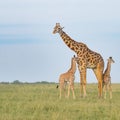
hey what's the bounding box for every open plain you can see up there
[0,83,120,120]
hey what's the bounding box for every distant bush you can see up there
[12,80,23,84]
[0,82,9,84]
[40,81,49,84]
[0,80,56,84]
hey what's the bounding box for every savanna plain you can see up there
[0,83,120,120]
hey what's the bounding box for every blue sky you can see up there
[0,0,120,83]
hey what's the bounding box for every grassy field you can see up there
[0,83,120,120]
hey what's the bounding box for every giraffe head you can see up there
[108,57,115,64]
[70,55,78,72]
[72,55,79,63]
[53,23,64,34]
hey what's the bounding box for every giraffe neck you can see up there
[59,30,78,52]
[104,61,111,75]
[68,59,76,74]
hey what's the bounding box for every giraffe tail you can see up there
[56,85,59,88]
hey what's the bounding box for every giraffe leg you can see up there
[78,66,87,98]
[71,78,76,99]
[80,82,83,97]
[67,81,70,99]
[103,84,105,99]
[71,88,76,99]
[59,86,62,99]
[59,80,64,99]
[64,82,67,98]
[103,83,107,99]
[104,85,107,99]
[93,66,103,98]
[109,79,112,99]
[109,84,112,99]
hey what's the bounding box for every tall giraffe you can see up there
[57,55,77,99]
[53,23,104,98]
[103,57,115,99]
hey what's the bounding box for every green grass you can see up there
[0,83,120,120]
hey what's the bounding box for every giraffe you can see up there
[57,55,77,99]
[103,57,115,99]
[53,23,104,98]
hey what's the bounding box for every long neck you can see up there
[104,62,111,75]
[68,60,76,73]
[59,30,78,52]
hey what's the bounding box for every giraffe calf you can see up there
[57,55,77,99]
[103,57,115,99]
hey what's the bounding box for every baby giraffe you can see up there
[103,57,115,99]
[57,55,77,99]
